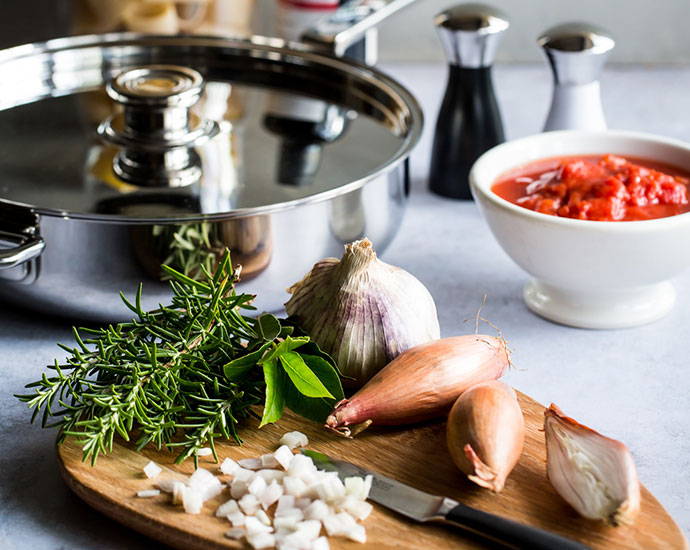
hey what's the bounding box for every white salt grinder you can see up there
[539,23,615,132]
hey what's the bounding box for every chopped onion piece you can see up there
[248,475,268,498]
[341,498,373,521]
[246,516,274,535]
[304,499,330,521]
[274,514,301,531]
[239,493,260,516]
[363,475,373,500]
[216,499,240,517]
[188,468,217,489]
[196,447,213,457]
[276,495,296,513]
[257,469,286,484]
[283,476,308,497]
[312,536,330,550]
[276,507,304,521]
[182,487,204,514]
[260,453,280,468]
[136,489,160,498]
[256,509,272,526]
[295,519,321,540]
[279,431,309,450]
[224,528,245,540]
[247,532,276,549]
[273,445,295,470]
[155,478,181,493]
[239,457,263,470]
[294,497,311,510]
[261,481,284,510]
[287,455,316,478]
[231,479,249,499]
[227,511,246,527]
[172,482,186,505]
[220,457,241,476]
[143,461,162,479]
[345,524,366,543]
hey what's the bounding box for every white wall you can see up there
[377,0,690,63]
[256,0,690,64]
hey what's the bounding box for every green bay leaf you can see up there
[260,359,285,427]
[279,352,334,399]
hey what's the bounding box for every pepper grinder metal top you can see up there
[429,4,509,200]
[539,23,615,132]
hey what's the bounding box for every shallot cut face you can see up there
[544,404,640,526]
[326,334,510,436]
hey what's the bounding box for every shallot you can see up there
[326,335,509,436]
[544,404,640,526]
[446,381,524,492]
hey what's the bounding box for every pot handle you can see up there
[0,233,45,270]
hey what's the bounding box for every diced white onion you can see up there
[257,469,286,484]
[260,453,280,468]
[220,457,241,476]
[312,536,330,550]
[260,481,284,510]
[136,489,161,498]
[231,479,249,499]
[216,498,240,517]
[279,431,309,450]
[224,528,245,540]
[341,497,373,521]
[155,478,181,493]
[304,499,330,521]
[143,461,162,479]
[248,475,268,498]
[345,523,366,543]
[283,476,308,498]
[239,493,260,516]
[273,445,295,470]
[227,511,246,527]
[247,532,276,549]
[256,509,272,526]
[245,515,274,535]
[239,457,263,470]
[196,447,212,457]
[182,487,204,514]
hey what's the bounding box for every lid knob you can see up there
[538,23,614,131]
[98,65,219,187]
[434,3,509,68]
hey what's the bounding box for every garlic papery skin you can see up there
[285,239,440,388]
[544,404,640,526]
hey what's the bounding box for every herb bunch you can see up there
[16,252,343,466]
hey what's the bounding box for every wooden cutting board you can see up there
[58,391,687,550]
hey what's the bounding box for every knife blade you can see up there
[302,449,590,550]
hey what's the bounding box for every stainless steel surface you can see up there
[303,450,453,522]
[302,0,416,59]
[0,33,421,320]
[538,22,615,86]
[434,3,509,68]
[98,65,221,187]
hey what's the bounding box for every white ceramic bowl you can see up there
[470,130,690,329]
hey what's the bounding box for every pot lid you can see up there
[0,34,422,223]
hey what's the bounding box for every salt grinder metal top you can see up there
[539,23,615,132]
[429,3,509,200]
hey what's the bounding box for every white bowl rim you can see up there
[470,129,690,232]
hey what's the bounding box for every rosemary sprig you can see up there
[16,252,343,466]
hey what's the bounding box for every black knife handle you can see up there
[428,65,505,200]
[445,502,590,550]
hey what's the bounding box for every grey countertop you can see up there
[1,62,689,549]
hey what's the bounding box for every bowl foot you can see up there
[523,280,676,329]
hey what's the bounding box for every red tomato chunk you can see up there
[492,154,690,221]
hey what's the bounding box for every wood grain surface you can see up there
[58,392,688,550]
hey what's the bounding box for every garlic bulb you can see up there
[544,404,640,526]
[285,239,440,387]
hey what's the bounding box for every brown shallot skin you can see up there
[325,335,509,437]
[446,381,524,493]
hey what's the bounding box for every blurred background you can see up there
[1,0,689,64]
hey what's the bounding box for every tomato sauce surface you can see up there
[492,154,690,221]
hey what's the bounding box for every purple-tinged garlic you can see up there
[285,239,440,388]
[544,404,640,526]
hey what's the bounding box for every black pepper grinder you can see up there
[429,4,509,200]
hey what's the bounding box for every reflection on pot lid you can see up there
[0,34,422,223]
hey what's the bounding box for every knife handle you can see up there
[444,502,590,550]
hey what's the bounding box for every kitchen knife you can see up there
[303,450,590,550]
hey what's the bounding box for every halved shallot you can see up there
[325,335,510,437]
[446,381,524,492]
[544,404,640,526]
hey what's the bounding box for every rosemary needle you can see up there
[16,251,343,466]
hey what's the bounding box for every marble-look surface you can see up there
[1,63,689,549]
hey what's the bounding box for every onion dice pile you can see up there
[138,432,373,549]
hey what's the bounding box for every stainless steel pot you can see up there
[0,29,422,321]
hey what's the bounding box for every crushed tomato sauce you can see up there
[492,154,690,221]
